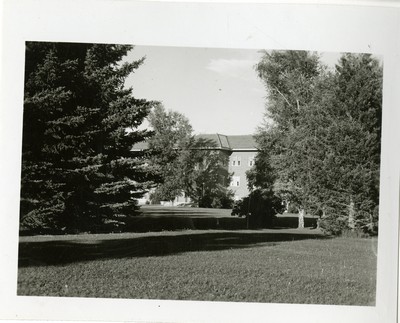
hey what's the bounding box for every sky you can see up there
[125,46,341,136]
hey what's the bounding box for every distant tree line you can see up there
[247,50,382,235]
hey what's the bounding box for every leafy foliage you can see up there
[231,189,284,228]
[20,42,155,233]
[254,50,382,235]
[180,138,234,208]
[147,104,193,201]
[253,50,321,223]
[146,105,234,208]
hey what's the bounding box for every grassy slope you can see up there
[18,230,377,305]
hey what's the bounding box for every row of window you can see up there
[231,156,255,167]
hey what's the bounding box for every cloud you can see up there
[206,58,258,80]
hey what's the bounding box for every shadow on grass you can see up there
[123,216,246,232]
[117,211,317,233]
[19,229,328,268]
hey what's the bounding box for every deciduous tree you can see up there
[180,138,234,208]
[146,104,193,202]
[253,50,382,235]
[254,50,321,228]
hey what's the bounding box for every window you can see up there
[249,156,255,166]
[230,176,240,187]
[232,156,241,166]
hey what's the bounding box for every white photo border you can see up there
[1,1,399,322]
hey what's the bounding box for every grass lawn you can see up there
[18,228,377,305]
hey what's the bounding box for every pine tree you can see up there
[316,53,382,235]
[20,42,155,233]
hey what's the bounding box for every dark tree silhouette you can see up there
[20,42,156,233]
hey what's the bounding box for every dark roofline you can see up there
[131,134,258,151]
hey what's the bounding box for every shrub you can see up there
[319,204,379,237]
[319,213,348,236]
[199,188,234,209]
[231,189,283,228]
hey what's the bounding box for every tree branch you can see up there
[272,86,292,107]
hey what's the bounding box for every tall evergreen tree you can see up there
[20,42,155,233]
[315,53,382,234]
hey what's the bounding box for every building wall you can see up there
[135,140,258,204]
[228,150,257,200]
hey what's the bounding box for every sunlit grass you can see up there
[18,230,376,305]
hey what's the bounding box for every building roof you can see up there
[227,135,257,150]
[131,134,257,151]
[195,134,231,150]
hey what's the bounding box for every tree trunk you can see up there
[317,209,326,229]
[298,209,305,229]
[348,199,355,230]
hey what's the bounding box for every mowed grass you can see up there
[18,229,377,305]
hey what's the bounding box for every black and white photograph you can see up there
[1,1,399,323]
[17,42,381,305]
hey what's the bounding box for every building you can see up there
[132,133,258,204]
[195,134,257,200]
